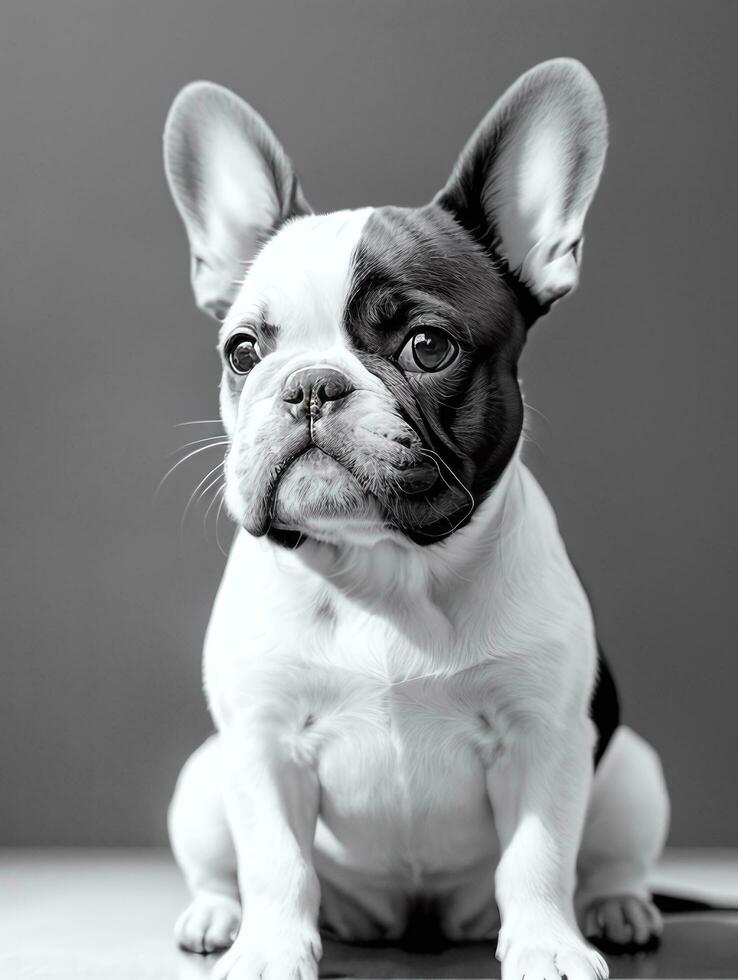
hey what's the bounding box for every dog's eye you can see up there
[397,328,458,373]
[224,332,261,375]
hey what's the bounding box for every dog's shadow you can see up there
[319,934,499,979]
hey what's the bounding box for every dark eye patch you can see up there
[360,292,411,335]
[347,284,474,362]
[344,203,527,536]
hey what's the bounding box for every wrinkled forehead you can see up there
[224,208,374,347]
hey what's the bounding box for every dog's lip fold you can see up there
[322,438,439,498]
[243,440,369,538]
[242,441,313,538]
[241,431,445,539]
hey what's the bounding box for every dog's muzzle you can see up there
[229,360,445,539]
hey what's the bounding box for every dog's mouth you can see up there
[235,434,478,546]
[269,445,387,533]
[275,445,364,498]
[233,423,436,536]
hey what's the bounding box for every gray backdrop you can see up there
[1,0,736,846]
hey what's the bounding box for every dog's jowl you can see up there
[163,59,669,980]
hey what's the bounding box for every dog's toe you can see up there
[583,895,662,953]
[175,893,241,953]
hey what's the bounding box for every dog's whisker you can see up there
[428,449,474,502]
[156,442,230,498]
[174,419,224,427]
[203,482,226,536]
[215,491,229,556]
[168,436,230,457]
[197,474,226,526]
[522,399,552,427]
[197,471,226,507]
[181,460,227,535]
[417,448,476,537]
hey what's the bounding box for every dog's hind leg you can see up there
[576,725,669,952]
[168,734,241,953]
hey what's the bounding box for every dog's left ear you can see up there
[163,81,311,320]
[435,59,608,320]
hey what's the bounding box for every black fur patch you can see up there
[344,205,527,543]
[591,645,620,767]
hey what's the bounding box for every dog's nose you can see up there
[281,366,355,412]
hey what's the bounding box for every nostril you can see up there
[281,384,305,405]
[316,376,353,403]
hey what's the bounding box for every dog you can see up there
[163,59,669,980]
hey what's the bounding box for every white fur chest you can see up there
[201,465,597,884]
[203,539,510,881]
[302,609,506,881]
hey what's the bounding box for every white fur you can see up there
[227,209,374,346]
[219,207,374,444]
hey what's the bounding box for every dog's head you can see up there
[163,60,607,547]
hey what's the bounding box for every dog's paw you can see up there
[211,924,321,980]
[175,892,241,953]
[498,915,608,980]
[582,894,662,953]
[501,944,608,980]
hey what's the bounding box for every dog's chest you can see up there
[287,608,504,877]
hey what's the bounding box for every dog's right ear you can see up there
[434,59,607,324]
[163,82,311,320]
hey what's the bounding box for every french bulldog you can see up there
[164,59,669,980]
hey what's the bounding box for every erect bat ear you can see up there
[163,81,311,320]
[435,59,608,322]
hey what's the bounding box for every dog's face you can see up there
[164,60,607,546]
[214,204,525,545]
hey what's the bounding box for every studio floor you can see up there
[1,849,737,979]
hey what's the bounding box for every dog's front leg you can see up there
[488,722,609,980]
[212,706,321,980]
